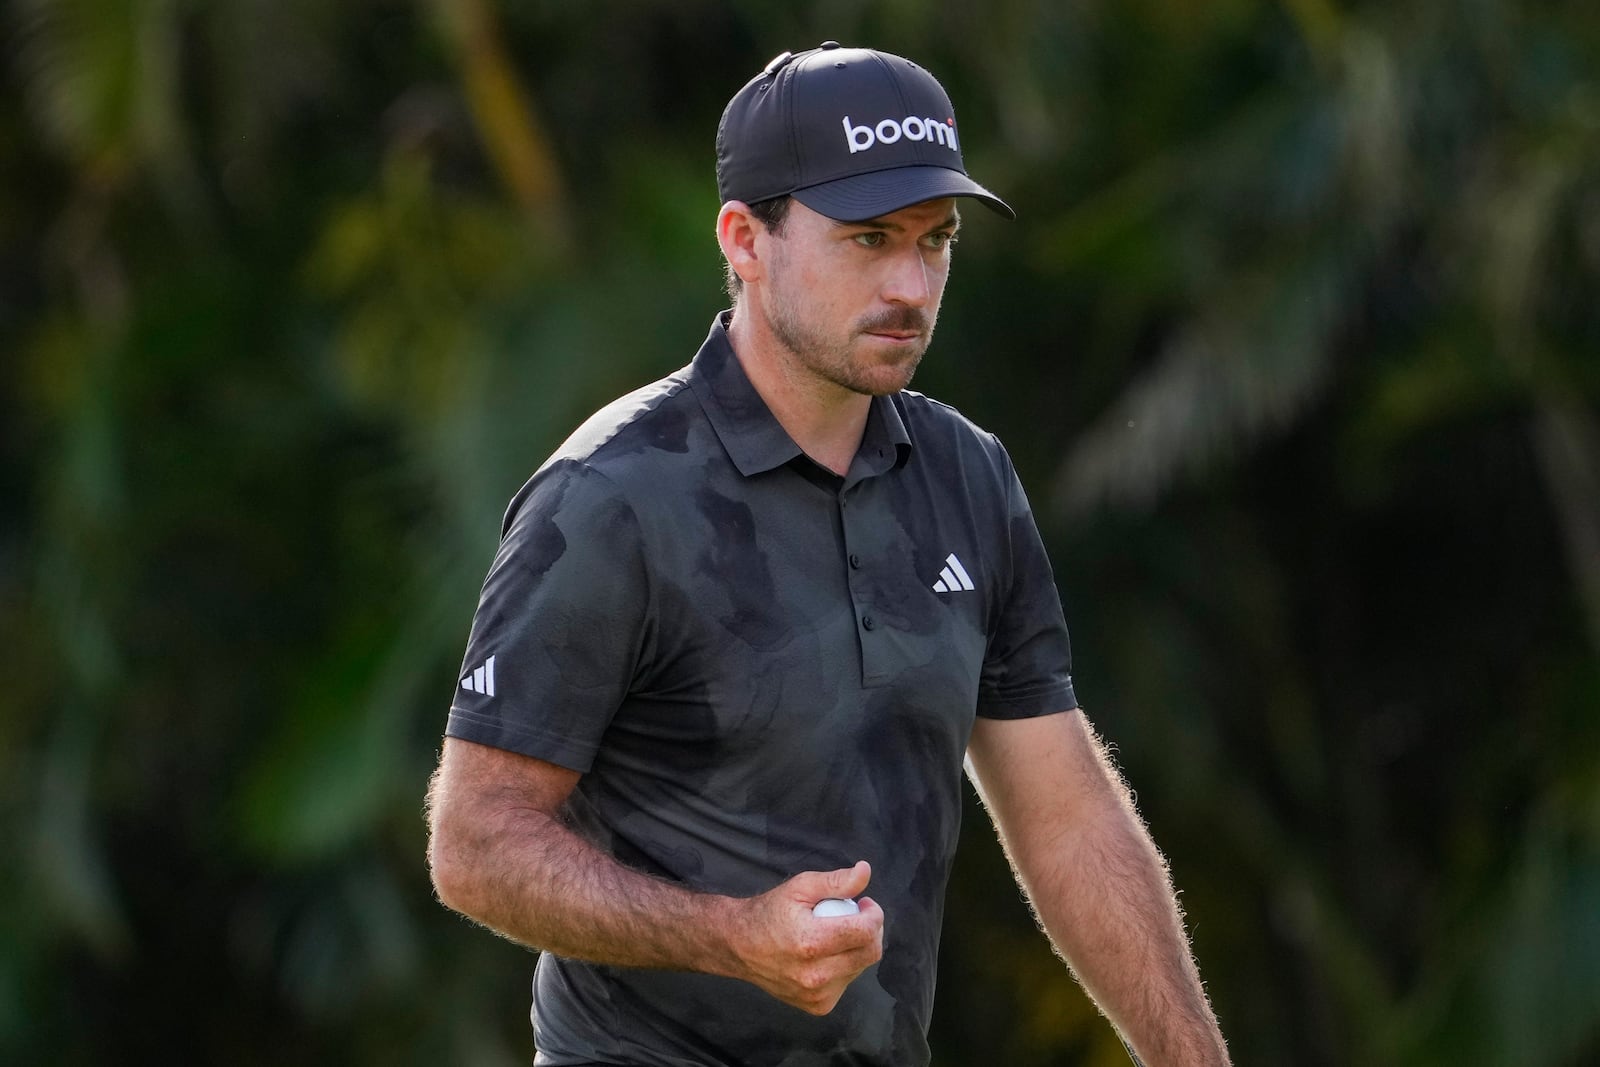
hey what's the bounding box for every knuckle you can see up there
[802,989,839,1016]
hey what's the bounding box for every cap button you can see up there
[820,40,841,49]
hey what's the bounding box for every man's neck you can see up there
[725,307,871,478]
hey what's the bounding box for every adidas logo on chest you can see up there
[931,553,975,594]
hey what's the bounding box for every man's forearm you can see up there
[967,712,1229,1067]
[1025,799,1228,1066]
[431,796,742,975]
[425,739,887,1016]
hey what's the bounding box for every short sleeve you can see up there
[976,447,1078,719]
[446,460,649,770]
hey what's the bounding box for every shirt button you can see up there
[861,615,876,631]
[849,553,862,569]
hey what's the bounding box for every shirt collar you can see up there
[690,313,914,480]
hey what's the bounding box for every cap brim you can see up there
[791,165,1015,222]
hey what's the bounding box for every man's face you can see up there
[756,197,960,398]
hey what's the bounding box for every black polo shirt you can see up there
[447,314,1077,1066]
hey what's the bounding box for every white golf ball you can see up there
[812,897,860,918]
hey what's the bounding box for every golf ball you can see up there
[812,898,860,918]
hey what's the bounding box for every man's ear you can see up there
[717,201,763,287]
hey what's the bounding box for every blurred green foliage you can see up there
[3,1,1598,1064]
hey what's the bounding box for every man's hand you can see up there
[727,860,885,1015]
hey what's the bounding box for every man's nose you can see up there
[881,248,934,307]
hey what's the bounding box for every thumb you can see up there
[827,860,871,899]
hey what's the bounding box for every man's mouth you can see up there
[859,311,928,342]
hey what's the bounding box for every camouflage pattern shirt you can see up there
[448,314,1077,1066]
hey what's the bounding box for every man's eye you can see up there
[853,232,886,248]
[925,232,957,250]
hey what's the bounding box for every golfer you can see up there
[427,42,1230,1066]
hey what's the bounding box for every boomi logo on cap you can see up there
[842,114,959,154]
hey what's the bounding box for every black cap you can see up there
[716,43,1014,222]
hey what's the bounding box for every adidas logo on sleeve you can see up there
[461,654,496,696]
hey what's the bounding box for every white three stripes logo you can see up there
[461,654,496,696]
[932,553,975,593]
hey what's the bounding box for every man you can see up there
[427,43,1230,1066]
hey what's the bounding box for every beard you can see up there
[764,275,938,398]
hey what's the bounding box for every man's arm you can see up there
[425,736,884,1015]
[966,709,1230,1066]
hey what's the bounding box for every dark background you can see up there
[3,2,1597,1064]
